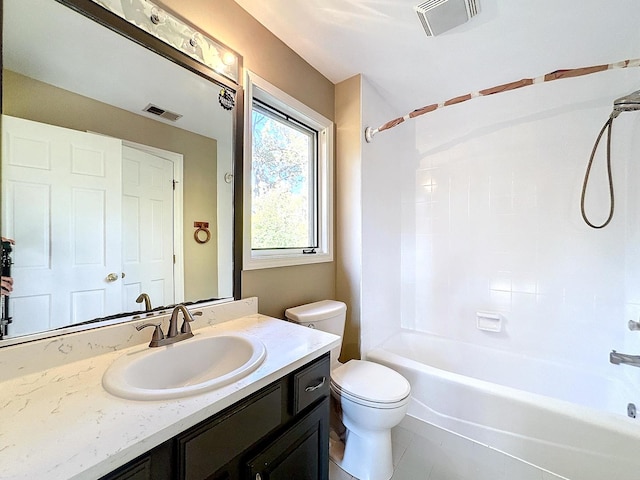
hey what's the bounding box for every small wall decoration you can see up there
[194,221,211,244]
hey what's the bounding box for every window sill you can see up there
[243,251,333,271]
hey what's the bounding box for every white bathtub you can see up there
[367,331,640,480]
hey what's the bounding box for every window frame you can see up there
[243,71,334,270]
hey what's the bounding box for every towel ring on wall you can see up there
[194,222,211,244]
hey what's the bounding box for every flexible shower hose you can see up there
[580,117,615,229]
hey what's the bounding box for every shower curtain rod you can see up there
[364,57,640,143]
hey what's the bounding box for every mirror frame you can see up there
[0,0,244,344]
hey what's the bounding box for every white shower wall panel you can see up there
[398,69,640,374]
[360,77,411,353]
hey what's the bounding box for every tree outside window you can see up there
[251,105,317,251]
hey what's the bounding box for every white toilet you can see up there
[285,300,410,480]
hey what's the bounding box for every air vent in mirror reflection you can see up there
[143,103,183,121]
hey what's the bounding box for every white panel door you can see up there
[121,145,175,312]
[1,115,123,333]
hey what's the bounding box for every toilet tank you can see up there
[285,300,346,337]
[285,300,347,366]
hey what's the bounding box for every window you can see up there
[243,72,333,270]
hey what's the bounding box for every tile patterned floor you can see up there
[329,416,568,480]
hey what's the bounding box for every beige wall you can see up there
[160,0,338,318]
[3,70,220,301]
[241,263,336,320]
[335,75,362,361]
[160,0,334,121]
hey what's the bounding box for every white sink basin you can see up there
[102,333,267,400]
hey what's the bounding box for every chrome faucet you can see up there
[610,350,640,368]
[137,304,202,347]
[136,293,152,313]
[610,319,640,368]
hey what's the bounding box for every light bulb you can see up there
[150,7,166,25]
[222,51,236,66]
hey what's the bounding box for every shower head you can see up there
[612,89,640,118]
[583,87,640,229]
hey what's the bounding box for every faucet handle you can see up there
[136,322,165,345]
[180,311,202,334]
[629,320,640,331]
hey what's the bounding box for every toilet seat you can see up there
[331,360,410,408]
[331,383,410,409]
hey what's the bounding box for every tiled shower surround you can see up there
[361,68,640,378]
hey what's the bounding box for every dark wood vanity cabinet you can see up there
[246,398,328,480]
[100,354,330,480]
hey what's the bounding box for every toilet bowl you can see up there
[330,359,410,480]
[285,300,411,480]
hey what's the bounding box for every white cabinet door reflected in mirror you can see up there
[2,115,182,337]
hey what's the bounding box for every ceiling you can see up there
[233,0,640,118]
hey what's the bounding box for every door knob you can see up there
[106,273,119,282]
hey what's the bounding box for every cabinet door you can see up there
[178,384,283,480]
[246,397,329,480]
[99,440,173,480]
[100,457,151,480]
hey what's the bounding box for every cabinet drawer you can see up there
[178,384,282,480]
[293,354,330,415]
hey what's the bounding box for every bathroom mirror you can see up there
[0,0,242,344]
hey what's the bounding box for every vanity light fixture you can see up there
[89,0,240,83]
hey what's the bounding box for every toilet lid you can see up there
[331,360,410,404]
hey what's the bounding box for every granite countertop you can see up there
[0,314,340,480]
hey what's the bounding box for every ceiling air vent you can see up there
[143,103,183,122]
[415,0,480,36]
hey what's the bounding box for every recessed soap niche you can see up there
[476,311,502,332]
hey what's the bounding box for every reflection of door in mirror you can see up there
[2,116,123,335]
[122,145,180,313]
[2,116,183,337]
